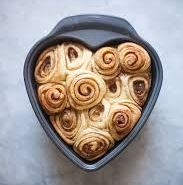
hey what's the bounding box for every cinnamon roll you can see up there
[92,47,121,80]
[37,83,67,115]
[118,42,151,74]
[105,77,122,101]
[62,42,92,71]
[35,46,66,83]
[108,101,141,140]
[128,74,151,106]
[50,108,80,145]
[66,71,106,110]
[84,99,111,129]
[74,127,114,161]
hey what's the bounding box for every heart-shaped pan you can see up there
[23,15,163,171]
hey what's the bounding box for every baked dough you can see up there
[118,42,151,74]
[92,47,121,80]
[73,127,114,161]
[37,83,67,115]
[35,42,151,161]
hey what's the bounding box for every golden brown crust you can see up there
[92,47,121,80]
[34,42,152,161]
[73,127,114,161]
[84,99,111,129]
[66,71,106,110]
[62,42,92,71]
[118,42,151,74]
[50,109,81,145]
[108,101,141,140]
[34,46,66,83]
[38,83,67,115]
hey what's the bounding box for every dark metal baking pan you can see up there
[23,14,163,172]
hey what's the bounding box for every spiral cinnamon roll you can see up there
[74,127,114,161]
[38,83,67,115]
[118,42,151,74]
[92,47,121,80]
[108,101,141,140]
[35,46,66,83]
[85,99,111,129]
[50,108,80,145]
[105,77,122,101]
[63,42,92,71]
[66,71,106,110]
[128,74,151,106]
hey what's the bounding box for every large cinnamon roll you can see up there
[108,101,141,140]
[62,42,92,71]
[92,47,121,80]
[38,83,67,115]
[118,42,151,74]
[50,108,80,145]
[74,127,114,161]
[128,74,151,106]
[66,71,106,110]
[35,46,66,83]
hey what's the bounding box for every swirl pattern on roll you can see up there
[108,101,141,140]
[38,83,67,115]
[66,71,106,110]
[128,74,151,106]
[63,42,92,71]
[35,46,66,83]
[50,109,80,144]
[85,99,111,129]
[105,77,122,101]
[118,42,151,74]
[92,47,121,80]
[74,127,114,161]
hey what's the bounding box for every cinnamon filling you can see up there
[115,114,127,127]
[51,91,60,100]
[90,104,104,119]
[40,56,52,75]
[83,141,102,153]
[60,109,76,130]
[133,80,145,96]
[103,52,115,64]
[126,52,138,66]
[79,86,91,96]
[108,81,117,93]
[68,47,78,61]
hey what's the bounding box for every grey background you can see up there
[0,0,183,184]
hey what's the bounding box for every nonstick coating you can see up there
[23,15,163,171]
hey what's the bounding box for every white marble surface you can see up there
[0,0,183,184]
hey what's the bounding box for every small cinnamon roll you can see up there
[92,47,121,80]
[62,42,92,71]
[84,99,111,129]
[108,101,141,140]
[74,127,114,161]
[118,42,151,74]
[128,74,151,106]
[105,77,122,101]
[50,108,80,145]
[35,46,66,83]
[37,83,67,115]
